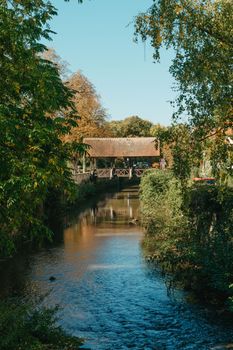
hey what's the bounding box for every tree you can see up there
[135,0,233,178]
[0,0,84,256]
[107,120,123,137]
[150,124,173,168]
[42,47,70,79]
[108,115,153,137]
[64,71,110,142]
[135,0,232,126]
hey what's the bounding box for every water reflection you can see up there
[0,254,31,298]
[1,187,233,349]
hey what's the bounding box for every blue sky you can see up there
[49,0,176,125]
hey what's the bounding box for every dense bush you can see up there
[140,170,189,274]
[0,299,83,350]
[0,1,86,258]
[140,170,233,307]
[185,186,233,292]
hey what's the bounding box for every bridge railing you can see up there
[115,168,130,177]
[96,168,111,178]
[97,168,148,178]
[134,168,144,177]
[72,167,153,183]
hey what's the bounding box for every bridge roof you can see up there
[84,137,160,157]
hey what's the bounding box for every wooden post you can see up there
[82,154,86,173]
[110,168,113,179]
[129,167,132,179]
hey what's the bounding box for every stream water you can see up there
[1,187,233,349]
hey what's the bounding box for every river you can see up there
[1,186,233,349]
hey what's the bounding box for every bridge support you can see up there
[129,168,132,179]
[110,168,113,179]
[82,154,86,173]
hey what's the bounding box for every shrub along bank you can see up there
[0,299,83,350]
[140,170,233,309]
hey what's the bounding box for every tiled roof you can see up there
[83,137,160,157]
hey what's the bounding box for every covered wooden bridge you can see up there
[73,137,160,182]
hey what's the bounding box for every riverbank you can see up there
[1,186,233,349]
[0,298,84,350]
[140,170,233,310]
[0,180,141,350]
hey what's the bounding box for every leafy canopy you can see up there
[135,0,233,129]
[108,115,153,137]
[135,0,233,180]
[0,0,85,256]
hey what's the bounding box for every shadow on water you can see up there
[1,186,233,349]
